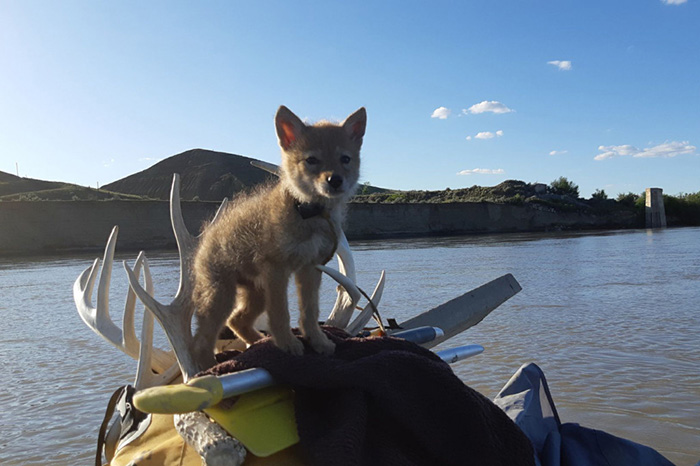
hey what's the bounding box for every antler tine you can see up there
[346,270,386,336]
[170,174,197,303]
[122,251,145,357]
[324,231,360,328]
[96,226,116,322]
[317,263,362,306]
[74,226,137,356]
[133,252,157,389]
[127,253,178,385]
[211,197,230,224]
[124,261,199,379]
[74,259,100,325]
[133,255,180,388]
[250,159,281,176]
[169,174,230,301]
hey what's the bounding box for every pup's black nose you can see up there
[327,175,343,190]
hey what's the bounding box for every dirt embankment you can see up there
[0,200,640,256]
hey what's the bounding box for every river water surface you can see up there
[1,227,699,465]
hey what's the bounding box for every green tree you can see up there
[616,192,640,207]
[591,189,608,200]
[549,177,580,198]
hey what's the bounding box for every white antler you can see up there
[73,226,176,373]
[324,232,360,328]
[251,160,386,333]
[132,253,182,389]
[122,174,245,462]
[124,174,228,380]
[346,269,386,336]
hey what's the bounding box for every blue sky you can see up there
[1,0,698,197]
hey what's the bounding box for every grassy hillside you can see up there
[0,171,146,201]
[0,171,68,197]
[0,186,148,201]
[352,180,533,203]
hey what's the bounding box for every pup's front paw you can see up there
[274,335,305,356]
[308,334,336,355]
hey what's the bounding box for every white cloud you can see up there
[549,150,568,156]
[594,141,696,161]
[464,101,514,114]
[662,0,687,5]
[103,158,115,167]
[431,106,452,119]
[469,130,504,140]
[547,60,572,71]
[457,168,506,175]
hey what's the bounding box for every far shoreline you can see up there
[0,199,646,258]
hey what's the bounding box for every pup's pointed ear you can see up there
[342,107,367,142]
[275,106,305,151]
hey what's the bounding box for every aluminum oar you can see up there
[134,342,483,415]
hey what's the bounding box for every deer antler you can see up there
[346,269,386,336]
[124,174,229,380]
[122,174,243,462]
[124,174,245,465]
[77,175,246,464]
[73,226,176,373]
[132,254,182,389]
[323,232,360,328]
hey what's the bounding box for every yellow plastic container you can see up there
[205,386,299,457]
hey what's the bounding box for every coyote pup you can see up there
[191,106,366,367]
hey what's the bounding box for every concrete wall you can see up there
[347,202,623,238]
[0,200,636,256]
[0,201,215,255]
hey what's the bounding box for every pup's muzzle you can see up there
[327,174,343,190]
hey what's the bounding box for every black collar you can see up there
[295,201,325,219]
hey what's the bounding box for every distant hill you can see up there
[0,171,68,197]
[2,149,388,202]
[103,149,275,201]
[0,171,145,201]
[0,175,146,201]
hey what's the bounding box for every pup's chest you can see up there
[282,218,338,267]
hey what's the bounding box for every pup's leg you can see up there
[227,284,265,345]
[263,268,304,356]
[192,281,236,371]
[295,265,335,355]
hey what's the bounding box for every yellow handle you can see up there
[133,375,224,414]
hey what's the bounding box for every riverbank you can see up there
[0,200,639,256]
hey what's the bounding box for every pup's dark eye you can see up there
[340,155,351,164]
[305,156,320,165]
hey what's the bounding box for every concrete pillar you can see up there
[645,188,667,228]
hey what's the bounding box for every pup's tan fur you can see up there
[191,106,366,368]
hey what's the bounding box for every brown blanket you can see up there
[204,327,535,466]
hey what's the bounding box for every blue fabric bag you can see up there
[494,363,676,466]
